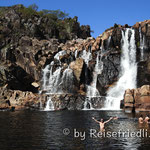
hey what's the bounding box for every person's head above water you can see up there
[100,118,104,122]
[140,115,143,118]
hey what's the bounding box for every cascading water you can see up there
[42,61,62,94]
[54,50,67,61]
[38,91,43,110]
[41,50,74,111]
[139,27,146,61]
[87,53,103,97]
[81,49,92,109]
[81,49,92,65]
[44,97,54,111]
[107,35,111,49]
[83,52,103,110]
[74,50,78,58]
[59,67,74,93]
[103,28,137,110]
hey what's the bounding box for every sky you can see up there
[0,0,150,38]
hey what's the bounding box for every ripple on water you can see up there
[0,110,149,150]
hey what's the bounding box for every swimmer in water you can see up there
[144,115,150,123]
[92,117,117,132]
[138,115,144,124]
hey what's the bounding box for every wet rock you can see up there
[139,85,150,96]
[50,94,85,110]
[124,85,150,112]
[97,51,120,95]
[124,89,134,103]
[70,58,84,81]
[31,82,40,88]
[0,86,47,110]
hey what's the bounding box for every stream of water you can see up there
[103,28,137,110]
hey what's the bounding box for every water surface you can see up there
[0,110,150,150]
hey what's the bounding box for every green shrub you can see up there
[0,7,7,16]
[18,6,38,18]
[28,4,38,11]
[41,9,69,20]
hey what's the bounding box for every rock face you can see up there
[124,85,150,112]
[1,5,150,110]
[0,4,91,92]
[0,86,46,110]
[70,58,84,81]
[50,94,85,110]
[0,85,86,111]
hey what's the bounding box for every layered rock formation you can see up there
[0,85,46,110]
[0,85,85,111]
[124,85,150,112]
[1,5,150,111]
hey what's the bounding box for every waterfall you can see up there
[75,50,78,58]
[81,49,92,85]
[87,52,103,97]
[54,50,66,61]
[41,50,74,110]
[42,61,62,94]
[44,97,54,111]
[81,49,93,110]
[139,27,146,61]
[59,67,74,93]
[38,91,43,110]
[107,35,111,48]
[103,28,137,110]
[81,49,92,65]
[42,65,50,90]
[83,52,103,110]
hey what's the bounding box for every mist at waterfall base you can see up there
[41,28,145,111]
[1,110,150,150]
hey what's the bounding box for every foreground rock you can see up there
[124,85,150,112]
[0,86,86,111]
[0,86,46,110]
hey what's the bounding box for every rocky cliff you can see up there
[123,85,150,112]
[0,5,150,111]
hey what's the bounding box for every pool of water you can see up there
[0,110,150,150]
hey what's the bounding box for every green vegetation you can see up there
[18,3,69,20]
[28,3,38,11]
[18,4,38,18]
[114,23,118,28]
[0,7,7,16]
[0,4,91,42]
[39,9,69,20]
[16,4,81,40]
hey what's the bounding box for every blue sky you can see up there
[0,0,149,38]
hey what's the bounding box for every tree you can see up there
[28,4,38,11]
[41,9,69,20]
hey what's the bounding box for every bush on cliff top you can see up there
[18,4,69,20]
[18,6,38,18]
[0,4,91,43]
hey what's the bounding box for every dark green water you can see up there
[0,110,150,150]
